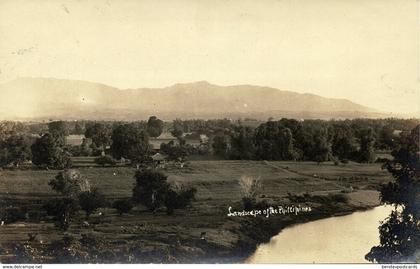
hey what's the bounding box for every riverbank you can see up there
[0,161,391,263]
[225,190,383,263]
[247,204,392,263]
[173,189,383,263]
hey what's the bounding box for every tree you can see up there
[113,199,133,215]
[378,125,395,150]
[78,189,106,219]
[43,198,79,231]
[146,116,164,138]
[31,133,72,169]
[46,170,91,230]
[164,186,196,215]
[132,169,170,211]
[366,125,420,263]
[331,123,357,161]
[172,119,185,136]
[295,122,332,163]
[49,169,91,197]
[170,124,183,139]
[212,134,229,157]
[160,141,188,162]
[0,121,27,141]
[132,169,196,214]
[229,126,256,160]
[110,124,150,165]
[171,128,183,139]
[0,134,32,167]
[312,128,331,164]
[254,121,296,160]
[73,122,84,135]
[85,123,112,152]
[359,128,376,163]
[48,121,69,146]
[79,138,93,156]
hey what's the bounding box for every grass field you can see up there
[0,160,392,263]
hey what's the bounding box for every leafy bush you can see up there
[49,169,90,198]
[43,198,79,230]
[132,169,170,210]
[94,155,117,166]
[241,197,254,211]
[327,193,349,203]
[164,187,197,215]
[112,198,133,215]
[375,157,389,163]
[78,188,106,219]
[132,169,197,214]
[0,206,27,224]
[160,141,188,162]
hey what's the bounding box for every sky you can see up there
[0,0,419,115]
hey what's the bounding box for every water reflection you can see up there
[247,206,392,263]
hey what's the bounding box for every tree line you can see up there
[0,117,418,168]
[212,118,418,163]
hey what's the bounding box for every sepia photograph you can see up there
[0,0,419,266]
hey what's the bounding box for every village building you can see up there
[151,152,168,168]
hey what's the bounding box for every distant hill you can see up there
[0,77,389,121]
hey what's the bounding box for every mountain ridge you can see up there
[0,77,388,121]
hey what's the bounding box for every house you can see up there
[149,133,178,152]
[65,134,86,146]
[151,153,168,168]
[392,130,403,137]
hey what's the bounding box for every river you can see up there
[247,206,392,263]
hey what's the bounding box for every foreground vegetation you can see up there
[0,117,418,263]
[0,160,392,263]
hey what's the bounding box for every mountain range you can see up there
[0,77,390,121]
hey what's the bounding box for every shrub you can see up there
[27,210,46,222]
[164,190,178,215]
[78,188,106,219]
[287,192,308,203]
[132,169,170,210]
[340,159,349,164]
[132,169,197,214]
[375,157,389,163]
[241,197,254,211]
[238,175,261,198]
[0,206,27,224]
[43,198,79,230]
[94,155,116,166]
[113,198,133,215]
[49,169,90,198]
[238,175,262,209]
[310,193,349,204]
[164,186,197,215]
[328,193,349,203]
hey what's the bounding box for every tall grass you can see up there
[238,175,262,199]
